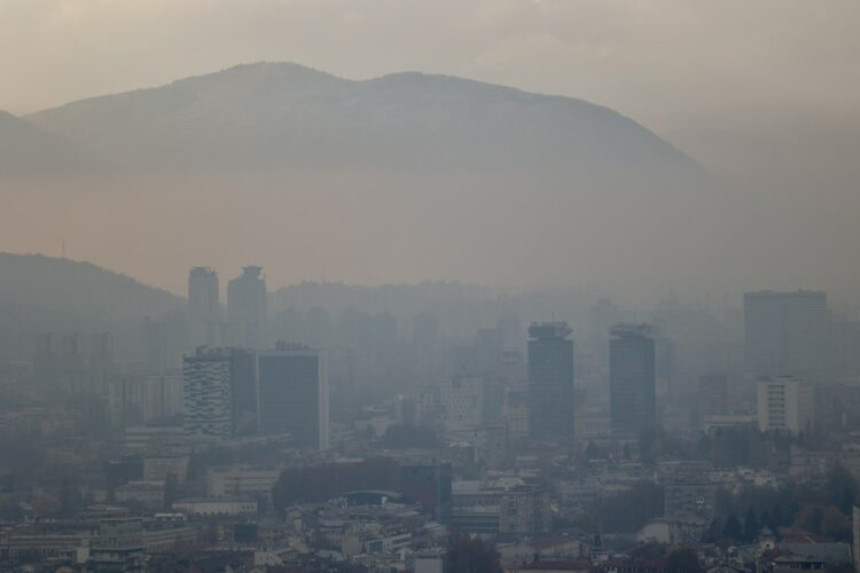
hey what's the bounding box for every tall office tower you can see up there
[609,324,657,437]
[527,322,575,443]
[744,290,828,382]
[756,375,814,435]
[257,343,329,450]
[182,348,233,440]
[229,348,258,436]
[227,266,267,349]
[188,267,220,348]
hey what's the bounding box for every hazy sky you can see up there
[2,1,858,301]
[1,0,857,133]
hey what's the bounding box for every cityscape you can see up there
[0,264,858,572]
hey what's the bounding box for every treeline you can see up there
[597,481,665,533]
[272,458,400,511]
[704,464,857,543]
[445,529,502,573]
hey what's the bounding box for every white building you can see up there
[757,376,815,435]
[182,348,232,440]
[173,498,257,517]
[206,466,281,499]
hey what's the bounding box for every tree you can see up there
[743,506,760,542]
[163,472,178,510]
[702,517,722,543]
[722,514,742,542]
[827,464,857,514]
[666,547,703,573]
[796,504,827,535]
[445,530,502,573]
[598,481,664,533]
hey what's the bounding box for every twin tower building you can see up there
[528,322,656,442]
[183,267,328,450]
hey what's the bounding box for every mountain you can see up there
[8,63,829,300]
[0,252,183,358]
[0,111,96,177]
[27,62,701,177]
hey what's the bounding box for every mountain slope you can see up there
[0,252,183,357]
[0,111,93,177]
[27,62,701,176]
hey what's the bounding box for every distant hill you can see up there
[26,62,702,178]
[7,63,819,301]
[0,111,95,177]
[0,252,183,358]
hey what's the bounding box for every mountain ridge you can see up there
[21,61,703,176]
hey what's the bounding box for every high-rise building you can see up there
[257,343,329,450]
[182,348,233,440]
[609,324,657,437]
[756,375,814,435]
[188,267,220,348]
[229,348,258,436]
[744,290,828,382]
[527,322,575,443]
[227,266,267,349]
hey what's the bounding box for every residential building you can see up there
[756,375,815,435]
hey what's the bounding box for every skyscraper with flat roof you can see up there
[188,267,220,348]
[257,343,329,450]
[527,322,574,443]
[744,290,828,382]
[182,347,257,439]
[183,348,232,440]
[610,323,657,437]
[227,266,267,349]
